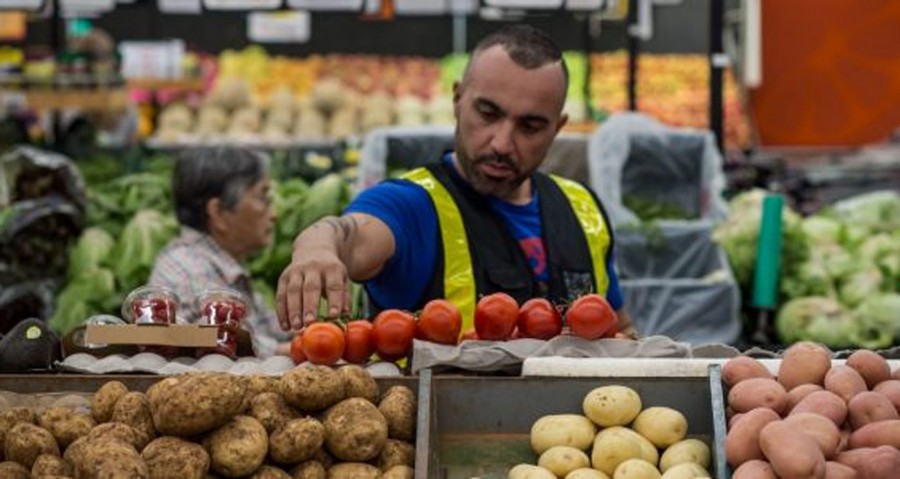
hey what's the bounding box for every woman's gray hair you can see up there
[172,147,270,232]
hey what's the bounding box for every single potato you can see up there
[596,427,658,466]
[379,385,417,442]
[382,464,414,479]
[323,398,388,462]
[290,460,326,479]
[327,462,382,479]
[613,458,661,479]
[592,430,644,477]
[659,462,708,479]
[530,414,597,454]
[90,380,128,423]
[281,365,346,412]
[507,463,558,479]
[142,436,209,479]
[339,365,379,403]
[583,386,642,427]
[565,468,611,479]
[659,438,710,472]
[631,407,688,448]
[538,446,591,478]
[269,417,325,465]
[204,415,268,478]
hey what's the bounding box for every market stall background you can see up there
[1,0,899,357]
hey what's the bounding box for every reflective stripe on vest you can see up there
[548,174,611,296]
[402,168,477,331]
[403,168,612,331]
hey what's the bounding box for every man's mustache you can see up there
[475,154,516,170]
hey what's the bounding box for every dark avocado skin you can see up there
[0,318,61,372]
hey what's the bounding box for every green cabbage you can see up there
[801,216,842,246]
[49,267,119,335]
[108,209,178,292]
[67,227,115,279]
[775,296,854,348]
[855,293,900,339]
[838,268,884,308]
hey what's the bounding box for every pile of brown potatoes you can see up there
[0,365,416,479]
[724,341,900,479]
[509,385,712,479]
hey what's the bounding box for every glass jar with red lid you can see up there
[197,287,247,358]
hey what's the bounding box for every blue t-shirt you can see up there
[344,165,624,312]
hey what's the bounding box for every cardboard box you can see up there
[84,324,219,348]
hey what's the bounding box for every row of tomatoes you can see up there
[290,292,618,366]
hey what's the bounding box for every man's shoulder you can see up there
[349,178,432,211]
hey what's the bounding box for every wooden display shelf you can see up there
[23,88,128,111]
[126,77,206,91]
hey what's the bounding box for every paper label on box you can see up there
[0,0,42,9]
[484,0,563,8]
[565,0,601,9]
[286,0,361,10]
[204,0,279,11]
[248,11,310,43]
[85,324,219,347]
[158,0,201,13]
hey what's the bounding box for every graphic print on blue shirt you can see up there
[487,194,549,283]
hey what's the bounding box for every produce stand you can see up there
[423,365,728,479]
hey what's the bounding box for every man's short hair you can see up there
[470,24,568,88]
[172,147,268,232]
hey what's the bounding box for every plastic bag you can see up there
[0,145,87,210]
[614,221,742,345]
[356,125,455,192]
[0,195,84,284]
[588,112,729,226]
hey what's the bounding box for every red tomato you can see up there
[372,309,417,361]
[289,334,306,364]
[460,328,479,341]
[474,292,519,340]
[301,322,346,365]
[517,298,563,340]
[343,320,375,364]
[417,299,462,345]
[566,294,618,340]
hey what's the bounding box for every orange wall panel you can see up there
[750,0,900,147]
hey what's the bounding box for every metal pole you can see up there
[710,0,725,153]
[452,12,467,54]
[627,0,638,111]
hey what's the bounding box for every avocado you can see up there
[0,318,61,372]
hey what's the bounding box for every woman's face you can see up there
[217,176,276,260]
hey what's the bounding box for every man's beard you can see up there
[459,150,527,197]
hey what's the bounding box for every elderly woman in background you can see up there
[149,147,292,358]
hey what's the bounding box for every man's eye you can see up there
[477,106,499,120]
[520,123,542,134]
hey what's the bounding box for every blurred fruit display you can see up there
[590,51,751,150]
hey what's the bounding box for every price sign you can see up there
[247,11,310,43]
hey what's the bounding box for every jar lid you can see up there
[121,284,181,323]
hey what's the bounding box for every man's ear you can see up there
[452,81,463,119]
[555,113,569,135]
[206,197,225,232]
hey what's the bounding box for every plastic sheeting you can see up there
[355,125,593,192]
[587,112,729,226]
[615,221,741,346]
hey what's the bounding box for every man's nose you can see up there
[490,120,515,156]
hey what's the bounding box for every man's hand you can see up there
[276,213,395,331]
[276,248,350,331]
[614,309,640,340]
